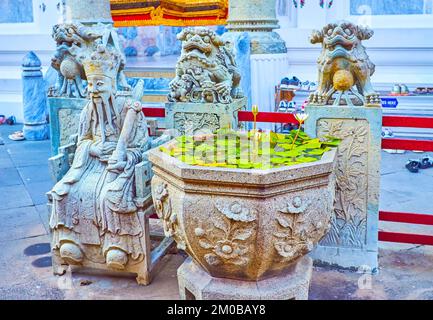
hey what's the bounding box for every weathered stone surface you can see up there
[165,98,247,135]
[22,52,49,141]
[149,141,337,282]
[168,28,244,104]
[305,105,382,270]
[178,256,312,300]
[308,21,380,107]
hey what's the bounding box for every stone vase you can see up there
[149,140,338,283]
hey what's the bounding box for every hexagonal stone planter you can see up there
[149,140,337,299]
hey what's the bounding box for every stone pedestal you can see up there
[305,105,382,271]
[178,257,312,300]
[165,98,247,135]
[22,52,50,141]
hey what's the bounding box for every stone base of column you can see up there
[165,98,247,135]
[23,123,50,141]
[250,53,290,130]
[177,256,312,300]
[305,105,382,272]
[312,246,378,271]
[223,31,286,55]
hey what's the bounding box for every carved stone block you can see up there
[165,97,247,135]
[305,105,382,271]
[48,97,87,156]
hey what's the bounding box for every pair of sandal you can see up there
[8,131,25,141]
[0,115,23,141]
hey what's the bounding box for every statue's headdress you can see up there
[83,44,121,81]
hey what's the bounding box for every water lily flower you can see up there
[294,113,309,124]
[291,113,309,150]
[252,105,259,131]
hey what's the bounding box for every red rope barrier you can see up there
[382,138,433,152]
[380,211,433,226]
[383,116,433,129]
[379,231,433,246]
[142,107,166,118]
[238,111,297,123]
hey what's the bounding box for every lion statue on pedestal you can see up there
[309,21,381,106]
[168,27,243,104]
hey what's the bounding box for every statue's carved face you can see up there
[311,21,373,60]
[87,75,113,102]
[323,22,358,53]
[53,24,81,46]
[178,28,223,61]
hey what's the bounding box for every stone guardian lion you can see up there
[309,21,381,106]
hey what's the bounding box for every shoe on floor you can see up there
[8,131,25,141]
[391,84,401,95]
[400,84,409,94]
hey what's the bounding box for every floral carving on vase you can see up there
[317,119,369,248]
[273,196,316,262]
[153,182,186,250]
[194,201,257,267]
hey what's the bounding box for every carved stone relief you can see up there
[153,182,186,250]
[317,119,369,248]
[58,108,81,147]
[174,112,221,135]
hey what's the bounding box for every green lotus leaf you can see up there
[296,156,320,163]
[275,150,301,158]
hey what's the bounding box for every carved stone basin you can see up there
[149,140,337,281]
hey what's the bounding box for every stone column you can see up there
[22,52,50,141]
[63,0,113,24]
[225,0,286,54]
[223,0,289,128]
[305,105,382,272]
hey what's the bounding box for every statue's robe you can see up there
[50,95,150,263]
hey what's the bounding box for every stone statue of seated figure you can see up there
[49,44,160,278]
